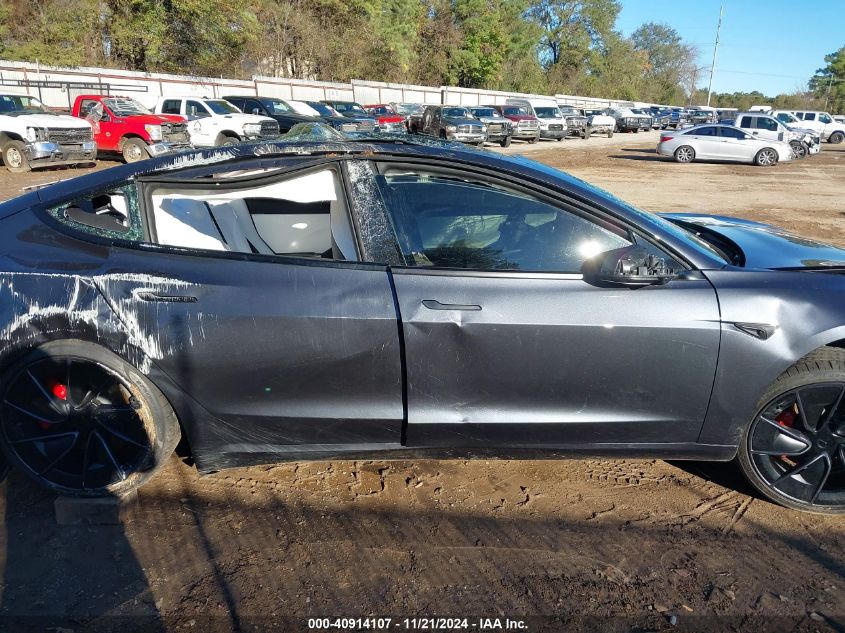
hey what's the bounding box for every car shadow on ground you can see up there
[0,457,844,632]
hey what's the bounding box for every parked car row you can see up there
[0,92,387,172]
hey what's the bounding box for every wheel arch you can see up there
[119,133,147,146]
[0,131,24,144]
[0,273,196,453]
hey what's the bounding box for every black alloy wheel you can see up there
[0,342,180,496]
[741,376,845,513]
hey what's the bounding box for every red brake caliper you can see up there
[42,379,68,429]
[775,407,797,465]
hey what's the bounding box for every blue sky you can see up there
[616,0,841,96]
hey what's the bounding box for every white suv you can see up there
[782,110,845,144]
[154,97,280,147]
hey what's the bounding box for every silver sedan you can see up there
[657,124,794,166]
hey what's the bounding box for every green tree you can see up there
[810,46,845,113]
[631,22,696,104]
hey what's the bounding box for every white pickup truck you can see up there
[0,93,95,173]
[773,110,845,144]
[154,96,280,147]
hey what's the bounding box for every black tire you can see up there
[556,136,564,142]
[582,129,591,140]
[754,147,778,166]
[607,130,613,138]
[0,340,181,497]
[439,130,448,140]
[499,136,511,148]
[215,133,240,147]
[737,347,845,514]
[829,131,844,144]
[121,137,149,163]
[674,145,695,163]
[633,128,639,133]
[2,140,31,173]
[789,140,808,159]
[528,135,539,144]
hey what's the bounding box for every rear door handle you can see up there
[136,291,198,303]
[422,299,481,311]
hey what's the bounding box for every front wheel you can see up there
[607,130,613,138]
[499,136,511,148]
[789,140,808,159]
[121,138,149,163]
[674,145,695,163]
[528,135,539,144]
[829,131,844,144]
[2,140,31,173]
[754,147,778,166]
[737,347,845,514]
[215,134,240,147]
[0,340,181,497]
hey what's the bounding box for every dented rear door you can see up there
[96,248,404,455]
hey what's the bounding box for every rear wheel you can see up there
[674,145,695,163]
[499,136,511,148]
[754,147,778,166]
[607,130,613,138]
[528,135,539,144]
[121,138,149,163]
[2,140,31,173]
[0,341,180,497]
[737,348,845,514]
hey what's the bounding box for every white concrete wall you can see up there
[0,58,667,113]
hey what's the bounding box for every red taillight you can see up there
[660,135,673,143]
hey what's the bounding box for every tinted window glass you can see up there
[187,100,209,118]
[691,126,717,136]
[740,116,752,127]
[805,113,816,121]
[375,170,631,272]
[161,99,182,115]
[719,127,746,139]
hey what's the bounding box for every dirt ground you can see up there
[2,135,845,632]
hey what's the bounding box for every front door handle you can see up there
[136,291,198,303]
[422,299,481,311]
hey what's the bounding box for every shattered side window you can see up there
[48,183,145,242]
[344,160,404,266]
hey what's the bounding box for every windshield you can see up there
[394,103,422,115]
[443,107,472,118]
[331,102,367,115]
[103,97,150,116]
[260,99,294,115]
[0,94,50,115]
[306,102,337,117]
[503,106,529,116]
[535,107,563,118]
[470,108,501,118]
[206,100,240,114]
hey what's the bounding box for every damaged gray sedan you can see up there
[3,137,845,514]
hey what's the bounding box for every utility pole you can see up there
[706,5,723,107]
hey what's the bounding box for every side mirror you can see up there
[251,107,261,115]
[582,246,678,289]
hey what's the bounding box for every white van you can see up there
[505,97,567,141]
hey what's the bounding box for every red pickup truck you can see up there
[72,95,191,162]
